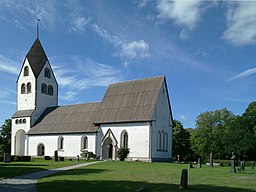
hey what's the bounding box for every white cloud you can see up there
[223,2,256,46]
[0,0,57,31]
[177,114,186,121]
[120,40,149,60]
[156,0,203,30]
[71,17,91,32]
[51,56,123,101]
[229,68,256,81]
[91,24,149,65]
[91,24,123,47]
[65,0,91,33]
[0,55,19,74]
[59,90,78,102]
[138,0,150,8]
[0,88,16,105]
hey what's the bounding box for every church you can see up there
[11,37,174,162]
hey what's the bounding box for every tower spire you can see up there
[37,19,40,39]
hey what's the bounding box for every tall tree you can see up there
[191,108,234,160]
[225,102,256,160]
[172,120,191,161]
[0,119,11,154]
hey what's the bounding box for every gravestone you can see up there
[230,152,236,173]
[209,152,213,167]
[189,161,193,168]
[242,161,245,170]
[4,153,11,163]
[180,169,188,189]
[54,150,58,162]
[198,158,201,168]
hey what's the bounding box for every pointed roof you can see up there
[26,38,48,78]
[93,76,165,124]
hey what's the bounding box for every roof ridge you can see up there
[109,75,164,86]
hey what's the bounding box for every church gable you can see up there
[94,76,164,124]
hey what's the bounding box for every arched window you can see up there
[22,119,26,124]
[48,85,53,96]
[15,119,19,124]
[41,83,47,94]
[157,131,161,150]
[121,131,128,148]
[165,132,168,151]
[58,136,64,150]
[81,136,88,150]
[19,119,22,124]
[24,66,29,76]
[162,131,165,151]
[45,68,50,78]
[21,83,26,94]
[27,83,31,93]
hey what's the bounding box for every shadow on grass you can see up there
[37,180,256,192]
[0,163,47,167]
[0,164,48,179]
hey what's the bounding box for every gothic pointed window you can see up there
[27,83,31,93]
[48,85,53,96]
[45,68,50,78]
[58,136,64,150]
[157,131,161,150]
[121,131,128,148]
[24,66,29,76]
[21,83,26,94]
[41,83,47,94]
[165,132,168,151]
[81,136,88,150]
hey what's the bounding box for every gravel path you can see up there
[0,161,101,192]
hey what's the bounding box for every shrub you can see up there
[117,147,130,161]
[80,151,96,160]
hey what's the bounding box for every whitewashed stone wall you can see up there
[151,82,172,161]
[99,122,151,161]
[28,133,97,157]
[11,117,31,155]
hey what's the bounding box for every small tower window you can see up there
[21,83,26,94]
[23,119,26,124]
[41,83,47,94]
[19,119,22,124]
[24,66,29,76]
[27,83,31,93]
[45,68,50,78]
[48,85,53,96]
[15,119,19,124]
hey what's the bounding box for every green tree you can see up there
[225,102,256,160]
[191,108,234,160]
[0,119,12,154]
[172,120,192,161]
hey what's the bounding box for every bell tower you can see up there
[16,38,58,125]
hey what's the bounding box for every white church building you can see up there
[11,38,174,162]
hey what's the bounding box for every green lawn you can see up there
[0,158,90,180]
[38,161,256,192]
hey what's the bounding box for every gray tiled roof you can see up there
[12,109,34,118]
[27,102,100,135]
[93,76,164,124]
[26,38,48,78]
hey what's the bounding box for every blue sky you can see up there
[0,0,255,128]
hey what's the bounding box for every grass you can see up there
[37,161,256,192]
[0,157,92,180]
